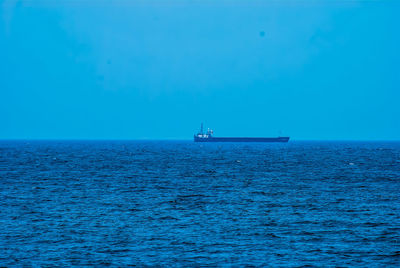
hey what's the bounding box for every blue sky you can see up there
[1,0,399,140]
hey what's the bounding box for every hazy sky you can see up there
[1,0,399,140]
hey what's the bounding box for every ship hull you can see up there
[194,136,289,143]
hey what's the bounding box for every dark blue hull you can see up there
[194,136,290,143]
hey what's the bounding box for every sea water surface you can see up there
[0,141,399,266]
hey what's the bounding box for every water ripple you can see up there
[0,141,399,266]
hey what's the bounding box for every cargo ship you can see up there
[194,123,289,143]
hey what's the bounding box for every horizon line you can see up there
[0,139,399,142]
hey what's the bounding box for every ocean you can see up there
[0,141,399,266]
